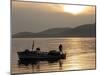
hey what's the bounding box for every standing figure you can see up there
[59,44,63,53]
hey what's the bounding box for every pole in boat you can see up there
[32,40,34,51]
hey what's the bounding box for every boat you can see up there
[17,50,66,61]
[17,41,66,62]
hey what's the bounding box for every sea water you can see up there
[11,38,96,74]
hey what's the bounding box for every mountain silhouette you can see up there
[12,23,96,38]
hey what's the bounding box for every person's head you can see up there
[25,49,29,52]
[36,47,40,51]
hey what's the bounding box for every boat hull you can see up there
[17,51,66,61]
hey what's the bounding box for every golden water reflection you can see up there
[64,52,95,70]
[11,38,96,74]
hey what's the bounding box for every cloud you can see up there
[12,1,95,34]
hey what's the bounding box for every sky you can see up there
[12,1,95,34]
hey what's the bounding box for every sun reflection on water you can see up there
[12,38,96,74]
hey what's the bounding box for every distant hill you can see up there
[12,23,96,38]
[12,32,35,38]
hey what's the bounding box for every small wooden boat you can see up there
[17,40,66,61]
[17,50,66,61]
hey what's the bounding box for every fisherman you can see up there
[36,47,40,55]
[59,44,63,54]
[25,49,30,53]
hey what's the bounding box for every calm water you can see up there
[11,38,96,74]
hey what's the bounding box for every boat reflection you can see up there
[18,59,63,71]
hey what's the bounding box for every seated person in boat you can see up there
[24,49,30,53]
[36,47,41,55]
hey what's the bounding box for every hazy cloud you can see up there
[12,1,95,34]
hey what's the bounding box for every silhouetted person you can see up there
[36,47,40,55]
[25,49,30,53]
[36,48,40,51]
[59,44,63,54]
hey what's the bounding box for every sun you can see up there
[63,5,86,15]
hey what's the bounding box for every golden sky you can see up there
[12,1,95,34]
[12,1,95,15]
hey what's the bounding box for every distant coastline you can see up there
[12,23,96,38]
